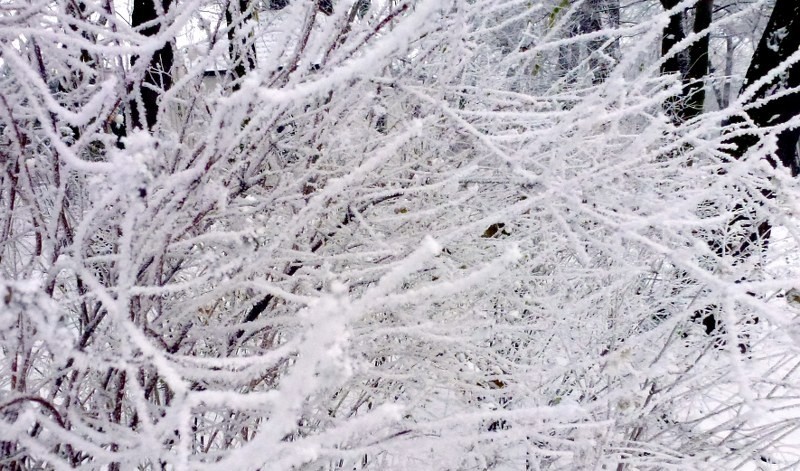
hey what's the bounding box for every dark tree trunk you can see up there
[267,0,332,14]
[659,0,713,123]
[659,0,686,78]
[726,0,800,174]
[580,0,608,84]
[603,0,621,61]
[696,0,800,349]
[558,0,615,84]
[130,0,174,130]
[65,0,95,80]
[61,0,97,141]
[659,0,687,122]
[683,0,712,121]
[225,0,257,91]
[715,0,800,264]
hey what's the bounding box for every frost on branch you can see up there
[2,0,800,469]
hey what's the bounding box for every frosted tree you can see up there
[1,0,800,470]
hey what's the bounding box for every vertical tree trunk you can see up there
[660,0,713,123]
[62,0,98,141]
[130,0,174,130]
[683,0,712,121]
[696,0,800,345]
[717,0,800,261]
[225,0,257,92]
[580,0,608,84]
[713,35,734,110]
[559,0,615,84]
[659,0,686,78]
[722,35,734,109]
[659,0,687,122]
[64,0,95,83]
[726,0,800,174]
[267,0,332,14]
[604,0,621,61]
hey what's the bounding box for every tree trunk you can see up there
[267,0,332,14]
[715,0,800,262]
[683,0,712,121]
[604,0,621,60]
[659,0,686,78]
[225,0,257,92]
[130,0,174,130]
[559,0,615,84]
[696,0,800,347]
[659,0,687,121]
[726,0,800,174]
[62,0,98,141]
[712,35,734,110]
[581,0,608,84]
[659,0,713,123]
